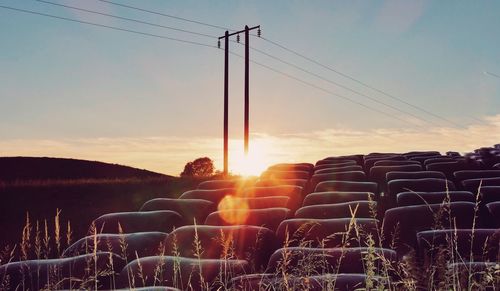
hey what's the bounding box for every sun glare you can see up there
[229,139,272,177]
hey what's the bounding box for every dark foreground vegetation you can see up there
[0,157,201,246]
[0,157,167,182]
[0,177,201,246]
[1,147,500,290]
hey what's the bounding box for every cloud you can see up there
[374,0,427,34]
[1,115,499,176]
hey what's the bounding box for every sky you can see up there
[1,0,499,175]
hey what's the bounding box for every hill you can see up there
[0,157,169,181]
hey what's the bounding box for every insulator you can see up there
[237,34,240,42]
[257,28,261,37]
[218,40,221,48]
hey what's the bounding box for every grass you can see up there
[0,176,201,246]
[0,185,499,290]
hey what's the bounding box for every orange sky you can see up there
[1,114,499,176]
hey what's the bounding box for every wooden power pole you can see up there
[218,25,260,176]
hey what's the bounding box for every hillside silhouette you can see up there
[0,157,168,181]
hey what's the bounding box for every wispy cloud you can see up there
[1,115,499,176]
[374,0,427,34]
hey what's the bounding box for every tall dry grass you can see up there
[1,186,499,290]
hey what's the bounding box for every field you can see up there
[0,156,499,290]
[0,177,199,246]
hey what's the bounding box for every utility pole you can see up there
[223,30,229,177]
[218,25,260,176]
[244,25,250,155]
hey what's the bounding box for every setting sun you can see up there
[229,139,274,177]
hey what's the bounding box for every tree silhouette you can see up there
[180,157,215,177]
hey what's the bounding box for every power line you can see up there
[484,71,500,79]
[2,3,479,151]
[255,35,465,128]
[81,0,456,128]
[35,0,218,39]
[0,5,216,49]
[245,44,438,127]
[35,0,433,128]
[88,0,467,129]
[98,0,235,32]
[229,51,424,128]
[0,4,425,129]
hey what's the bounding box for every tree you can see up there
[180,157,215,177]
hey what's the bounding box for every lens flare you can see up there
[217,195,250,225]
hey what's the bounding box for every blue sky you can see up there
[1,1,499,175]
